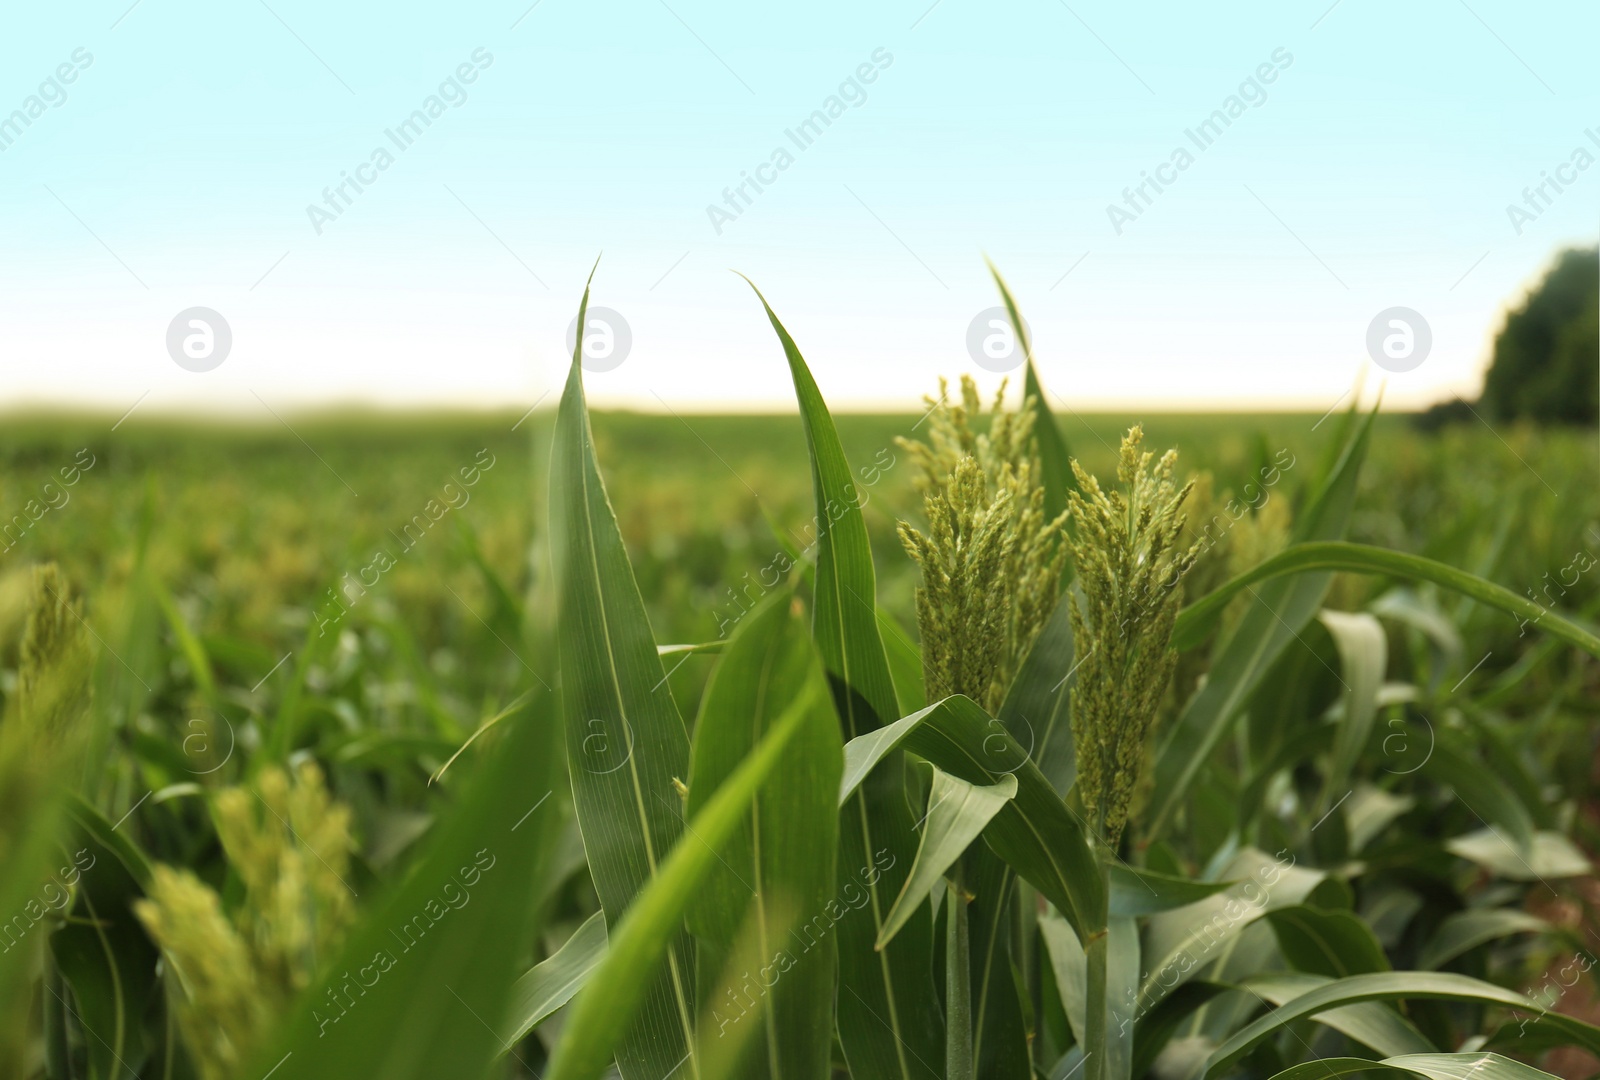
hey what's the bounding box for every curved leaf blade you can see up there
[1203,972,1544,1078]
[1265,905,1391,978]
[1262,1053,1560,1080]
[1176,542,1600,660]
[547,686,820,1080]
[840,695,1103,937]
[878,770,1016,950]
[550,274,699,1080]
[500,911,609,1047]
[1418,909,1550,971]
[745,278,943,1079]
[685,593,842,1080]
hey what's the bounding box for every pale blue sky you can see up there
[1,0,1595,413]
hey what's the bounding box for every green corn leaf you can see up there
[149,577,218,703]
[1345,785,1416,854]
[1426,739,1536,856]
[1148,408,1375,839]
[1445,828,1591,880]
[1202,971,1570,1078]
[500,911,609,1047]
[1109,866,1234,917]
[1236,725,1337,838]
[985,259,1074,517]
[1260,1053,1561,1080]
[997,590,1075,796]
[1105,915,1139,1080]
[745,276,944,1079]
[964,846,1031,1080]
[685,591,841,1080]
[63,794,153,889]
[1141,848,1324,1007]
[878,769,1016,950]
[1315,610,1386,813]
[1418,909,1550,971]
[1175,542,1600,660]
[1130,981,1232,1080]
[1037,911,1137,1080]
[546,686,820,1080]
[945,876,973,1080]
[551,271,699,1080]
[1245,972,1433,1058]
[879,607,927,715]
[1265,905,1391,977]
[248,681,564,1080]
[838,695,1102,937]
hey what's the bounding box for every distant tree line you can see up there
[1419,246,1597,429]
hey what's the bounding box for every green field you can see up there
[2,391,1599,1080]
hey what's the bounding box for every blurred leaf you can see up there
[964,846,1031,1080]
[249,679,564,1080]
[1445,829,1590,880]
[1418,909,1550,971]
[501,911,609,1047]
[1261,1053,1559,1080]
[1426,737,1536,855]
[685,592,841,1080]
[1109,866,1233,917]
[1131,981,1232,1079]
[51,822,159,1080]
[1150,409,1374,838]
[1346,786,1415,854]
[1247,972,1432,1057]
[1317,610,1387,811]
[1370,589,1462,695]
[879,769,1016,949]
[1203,971,1580,1078]
[550,275,698,1079]
[746,276,944,1078]
[546,686,819,1080]
[149,578,217,703]
[1142,848,1325,1006]
[1175,542,1600,662]
[1265,905,1390,977]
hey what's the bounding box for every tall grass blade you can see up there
[744,277,943,1079]
[551,272,700,1079]
[985,260,1074,517]
[547,688,821,1080]
[685,592,841,1080]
